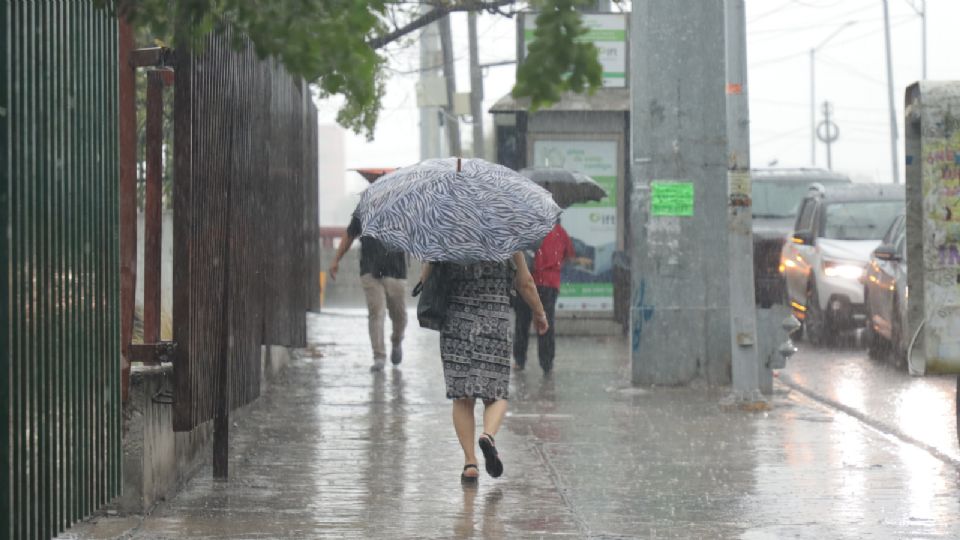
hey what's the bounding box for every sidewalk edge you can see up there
[778,375,960,470]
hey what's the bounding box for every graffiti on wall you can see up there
[922,125,960,368]
[924,131,960,271]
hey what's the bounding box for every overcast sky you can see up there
[316,0,959,200]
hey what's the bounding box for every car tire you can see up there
[864,289,887,359]
[865,321,886,359]
[804,280,836,347]
[889,298,906,369]
[785,287,803,342]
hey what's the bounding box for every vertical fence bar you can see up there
[108,8,122,503]
[144,72,163,344]
[52,3,65,530]
[67,3,79,524]
[172,36,193,432]
[38,3,51,536]
[15,4,27,534]
[26,4,38,536]
[117,17,135,403]
[0,0,9,536]
[80,4,91,517]
[10,4,22,535]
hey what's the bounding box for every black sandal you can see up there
[478,433,503,478]
[461,464,480,483]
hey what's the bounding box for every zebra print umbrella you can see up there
[353,158,562,263]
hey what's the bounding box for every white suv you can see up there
[781,184,904,346]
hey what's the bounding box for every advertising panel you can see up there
[532,139,618,310]
[522,13,628,88]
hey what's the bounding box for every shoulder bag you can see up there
[412,263,450,331]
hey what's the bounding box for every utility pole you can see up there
[419,12,443,160]
[467,12,485,159]
[629,0,731,386]
[906,0,927,79]
[810,48,816,166]
[817,101,840,170]
[921,0,927,79]
[724,0,760,400]
[809,21,855,167]
[438,14,461,157]
[882,0,900,184]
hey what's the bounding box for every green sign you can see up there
[651,181,694,216]
[523,13,627,88]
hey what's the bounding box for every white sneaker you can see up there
[370,359,386,372]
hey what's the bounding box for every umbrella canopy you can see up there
[354,158,562,263]
[351,167,397,182]
[518,167,607,208]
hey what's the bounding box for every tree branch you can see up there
[368,0,517,50]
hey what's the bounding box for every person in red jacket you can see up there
[513,223,577,374]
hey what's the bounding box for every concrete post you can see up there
[724,0,761,400]
[419,15,442,160]
[629,0,731,385]
[439,15,462,157]
[467,12,485,159]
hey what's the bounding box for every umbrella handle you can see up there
[456,157,461,172]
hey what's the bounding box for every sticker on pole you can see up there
[651,181,694,216]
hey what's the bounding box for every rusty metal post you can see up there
[213,162,233,480]
[144,72,164,344]
[118,18,137,401]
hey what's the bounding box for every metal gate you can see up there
[2,3,122,539]
[172,29,319,434]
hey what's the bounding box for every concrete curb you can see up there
[777,374,960,470]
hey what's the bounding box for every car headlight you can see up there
[823,260,864,280]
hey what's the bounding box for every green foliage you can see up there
[97,0,601,138]
[512,0,603,109]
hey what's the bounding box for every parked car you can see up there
[863,213,908,365]
[751,168,851,307]
[781,183,904,345]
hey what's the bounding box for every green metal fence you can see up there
[2,3,122,539]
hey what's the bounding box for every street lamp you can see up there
[810,21,856,167]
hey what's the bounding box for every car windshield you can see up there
[752,180,847,218]
[823,201,903,241]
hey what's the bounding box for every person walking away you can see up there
[513,222,575,374]
[422,253,548,482]
[329,214,407,371]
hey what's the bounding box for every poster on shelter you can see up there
[532,140,618,311]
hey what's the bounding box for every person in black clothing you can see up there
[328,215,407,371]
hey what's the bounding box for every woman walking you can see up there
[424,253,549,482]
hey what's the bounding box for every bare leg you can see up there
[452,398,479,477]
[481,399,508,437]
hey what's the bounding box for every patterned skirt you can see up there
[440,261,515,400]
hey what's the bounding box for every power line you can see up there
[748,0,795,24]
[748,16,887,37]
[751,126,808,146]
[827,16,913,49]
[750,50,808,68]
[749,15,913,69]
[751,98,886,112]
[789,0,846,8]
[816,55,885,84]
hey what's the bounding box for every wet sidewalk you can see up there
[67,309,960,539]
[780,341,960,464]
